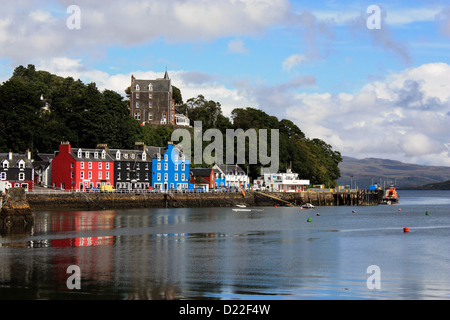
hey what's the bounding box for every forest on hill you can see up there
[0,64,342,185]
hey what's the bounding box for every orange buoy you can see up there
[403,227,409,233]
[398,208,402,211]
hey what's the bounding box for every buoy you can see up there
[426,211,429,215]
[403,227,409,233]
[352,210,357,213]
[307,217,312,223]
[275,206,277,208]
[398,208,402,211]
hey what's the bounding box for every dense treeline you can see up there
[0,65,341,186]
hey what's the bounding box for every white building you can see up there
[255,169,310,192]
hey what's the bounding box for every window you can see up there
[164,163,168,171]
[117,172,121,180]
[164,154,168,161]
[80,162,85,169]
[18,160,25,169]
[142,152,146,161]
[94,152,99,159]
[80,171,84,179]
[136,93,140,99]
[145,172,149,180]
[134,112,140,120]
[85,152,89,159]
[175,173,178,181]
[98,162,102,170]
[77,149,82,158]
[182,163,185,171]
[88,171,92,179]
[182,173,185,181]
[157,153,161,160]
[106,172,109,179]
[149,93,153,99]
[135,84,140,91]
[102,150,106,159]
[1,172,6,180]
[164,173,168,181]
[157,173,161,181]
[175,163,178,171]
[149,101,152,108]
[106,162,109,169]
[88,162,92,169]
[157,163,161,170]
[98,171,102,180]
[148,83,153,91]
[116,150,121,160]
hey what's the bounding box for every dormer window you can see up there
[164,154,168,161]
[116,150,121,160]
[2,160,9,169]
[77,149,82,158]
[148,83,153,91]
[94,152,99,159]
[17,160,25,169]
[157,153,161,160]
[85,151,89,159]
[142,152,146,161]
[124,153,128,159]
[135,84,140,91]
[101,150,106,159]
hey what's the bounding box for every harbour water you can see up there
[0,190,449,300]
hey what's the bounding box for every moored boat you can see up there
[301,203,315,209]
[382,185,399,204]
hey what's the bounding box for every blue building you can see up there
[147,142,190,190]
[213,166,226,188]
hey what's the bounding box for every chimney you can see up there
[96,143,108,152]
[26,149,31,160]
[8,150,13,160]
[134,142,145,151]
[59,141,71,154]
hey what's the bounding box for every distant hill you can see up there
[337,156,450,189]
[405,180,450,190]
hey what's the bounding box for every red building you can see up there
[52,142,114,191]
[189,168,215,191]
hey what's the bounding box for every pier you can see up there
[25,189,384,211]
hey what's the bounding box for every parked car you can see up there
[99,185,115,193]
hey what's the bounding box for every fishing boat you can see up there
[300,203,315,209]
[382,185,399,204]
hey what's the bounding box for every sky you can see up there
[1,0,450,166]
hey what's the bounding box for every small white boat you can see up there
[301,203,315,209]
[236,204,247,208]
[232,208,252,212]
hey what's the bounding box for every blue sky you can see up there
[1,0,450,166]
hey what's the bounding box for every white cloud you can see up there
[227,39,249,54]
[278,63,450,166]
[282,54,307,71]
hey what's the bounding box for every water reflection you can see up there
[0,198,450,299]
